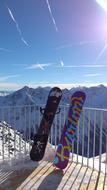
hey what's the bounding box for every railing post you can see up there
[105,130,107,174]
[2,109,5,160]
[93,110,96,170]
[82,109,85,166]
[87,109,91,167]
[99,110,103,172]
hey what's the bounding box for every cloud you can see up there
[26,63,51,70]
[0,82,23,90]
[0,82,107,90]
[27,82,107,89]
[46,0,58,32]
[6,5,29,47]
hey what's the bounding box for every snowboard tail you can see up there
[30,134,48,161]
[53,91,86,169]
[30,87,62,161]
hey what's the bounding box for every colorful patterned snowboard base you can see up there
[53,91,86,169]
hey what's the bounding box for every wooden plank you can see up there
[70,165,88,190]
[26,162,72,190]
[62,163,82,190]
[87,170,99,190]
[0,168,35,190]
[0,171,13,184]
[16,161,48,190]
[104,174,107,190]
[17,162,52,190]
[79,168,93,190]
[31,164,55,189]
[57,162,76,190]
[96,172,105,190]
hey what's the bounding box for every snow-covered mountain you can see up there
[0,85,106,158]
[0,84,107,107]
[0,91,12,96]
[0,86,50,106]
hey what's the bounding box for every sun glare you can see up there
[96,0,107,12]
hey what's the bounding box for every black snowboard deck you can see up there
[30,87,62,161]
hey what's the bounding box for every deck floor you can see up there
[0,161,107,190]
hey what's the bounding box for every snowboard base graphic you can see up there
[53,91,86,169]
[30,87,62,161]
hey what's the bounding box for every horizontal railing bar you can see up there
[84,107,107,112]
[0,104,107,112]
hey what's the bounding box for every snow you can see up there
[71,153,107,173]
[0,121,30,161]
[0,121,56,172]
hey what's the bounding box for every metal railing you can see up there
[0,105,107,173]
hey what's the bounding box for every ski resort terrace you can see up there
[0,105,107,189]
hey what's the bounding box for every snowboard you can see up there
[53,91,86,169]
[30,87,62,161]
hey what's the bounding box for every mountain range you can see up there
[0,84,107,108]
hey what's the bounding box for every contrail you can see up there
[56,64,107,68]
[6,5,29,47]
[0,48,13,52]
[0,74,20,82]
[55,40,97,50]
[21,37,29,47]
[26,63,51,70]
[46,0,58,32]
[84,73,102,77]
[95,43,107,63]
[60,60,64,67]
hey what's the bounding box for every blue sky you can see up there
[0,0,107,90]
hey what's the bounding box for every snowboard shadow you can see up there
[37,169,63,190]
[0,159,39,190]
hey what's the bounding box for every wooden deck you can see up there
[0,161,107,190]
